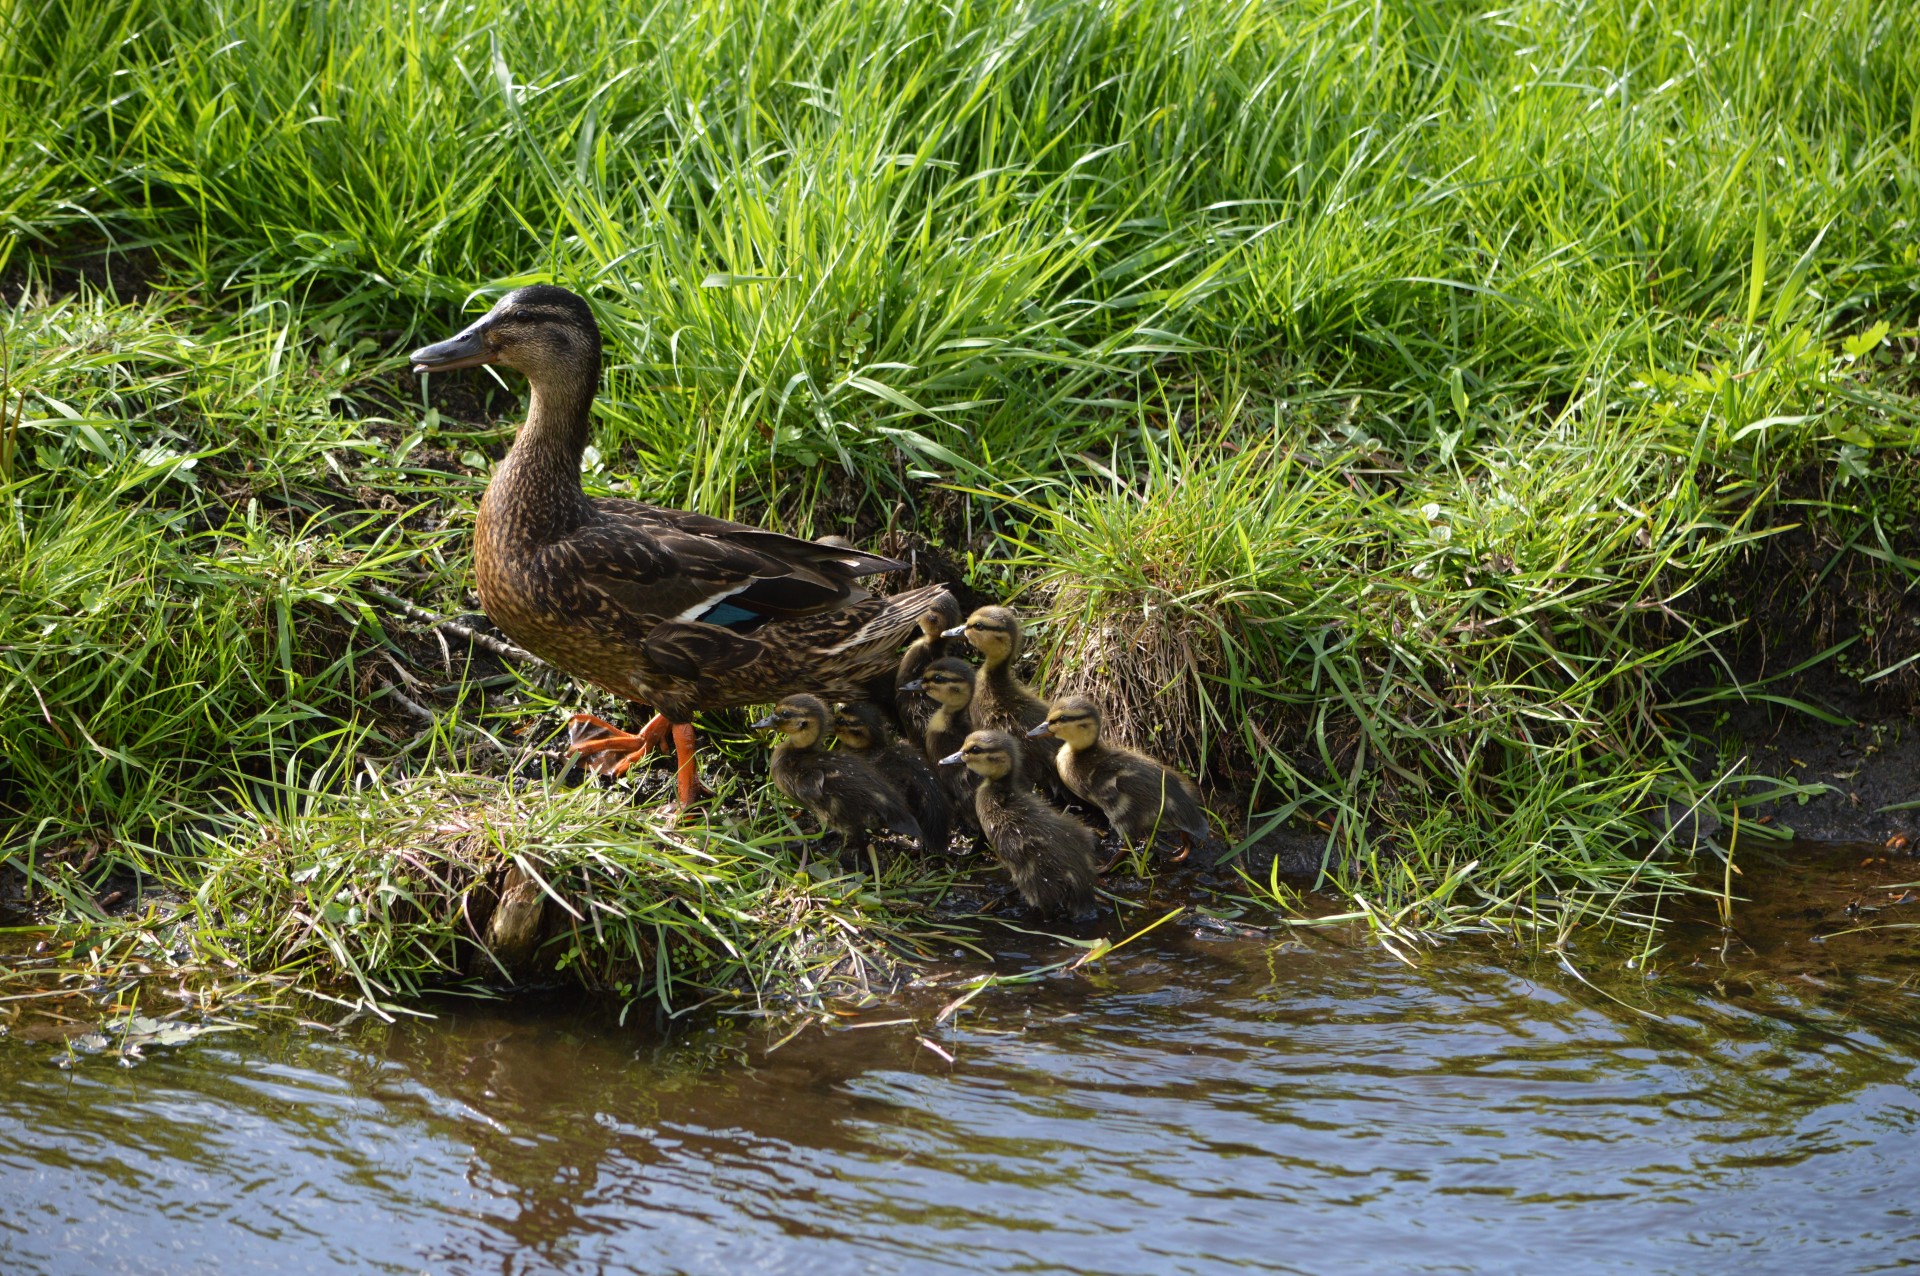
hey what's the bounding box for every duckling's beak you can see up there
[936,751,965,766]
[749,714,777,732]
[1026,721,1055,739]
[900,678,925,693]
[409,321,494,373]
[941,625,966,638]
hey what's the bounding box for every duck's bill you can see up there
[940,625,966,638]
[748,715,777,731]
[899,678,925,693]
[936,751,964,766]
[1025,721,1055,738]
[409,327,492,373]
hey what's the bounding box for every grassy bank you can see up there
[3,0,1918,1004]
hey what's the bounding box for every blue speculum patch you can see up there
[697,602,764,630]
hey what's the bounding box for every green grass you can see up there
[3,0,1918,1002]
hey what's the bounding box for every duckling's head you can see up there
[919,593,963,642]
[912,657,976,710]
[938,730,1021,781]
[410,284,602,386]
[945,605,1023,663]
[832,701,892,750]
[1030,695,1103,750]
[752,694,831,749]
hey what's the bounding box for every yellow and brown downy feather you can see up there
[946,605,1063,797]
[757,695,926,854]
[833,701,952,856]
[1030,695,1221,865]
[939,730,1098,917]
[894,593,963,748]
[902,655,981,833]
[411,285,951,807]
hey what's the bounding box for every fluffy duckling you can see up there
[755,694,924,854]
[901,656,980,828]
[1029,696,1220,864]
[943,605,1061,787]
[939,730,1098,917]
[895,594,964,748]
[833,701,952,855]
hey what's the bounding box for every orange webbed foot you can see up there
[568,711,672,777]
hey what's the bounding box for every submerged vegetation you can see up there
[2,0,1917,1007]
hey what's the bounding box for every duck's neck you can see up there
[982,770,1021,800]
[776,735,821,759]
[982,650,1024,698]
[482,369,598,544]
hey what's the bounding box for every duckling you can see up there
[754,695,925,854]
[939,731,1098,917]
[943,605,1061,789]
[901,656,980,829]
[895,593,964,749]
[832,701,952,855]
[1029,696,1222,865]
[409,285,951,811]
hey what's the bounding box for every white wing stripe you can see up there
[668,584,751,624]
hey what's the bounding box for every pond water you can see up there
[4,846,1919,1275]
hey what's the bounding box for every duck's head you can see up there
[410,284,602,384]
[831,701,890,750]
[1029,695,1102,750]
[943,605,1023,663]
[752,694,831,748]
[937,729,1021,780]
[919,593,963,642]
[905,657,975,710]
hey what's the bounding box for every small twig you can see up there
[363,583,540,665]
[378,678,440,725]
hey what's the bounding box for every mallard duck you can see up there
[409,285,952,808]
[894,593,963,749]
[900,655,980,828]
[939,731,1097,916]
[944,604,1063,793]
[754,695,925,853]
[1028,695,1221,864]
[832,701,951,855]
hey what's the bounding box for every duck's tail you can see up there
[763,583,958,704]
[820,583,955,657]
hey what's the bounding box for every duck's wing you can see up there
[565,498,904,631]
[1081,760,1132,814]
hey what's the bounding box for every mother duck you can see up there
[410,284,950,809]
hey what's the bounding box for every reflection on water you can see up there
[4,848,1919,1275]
